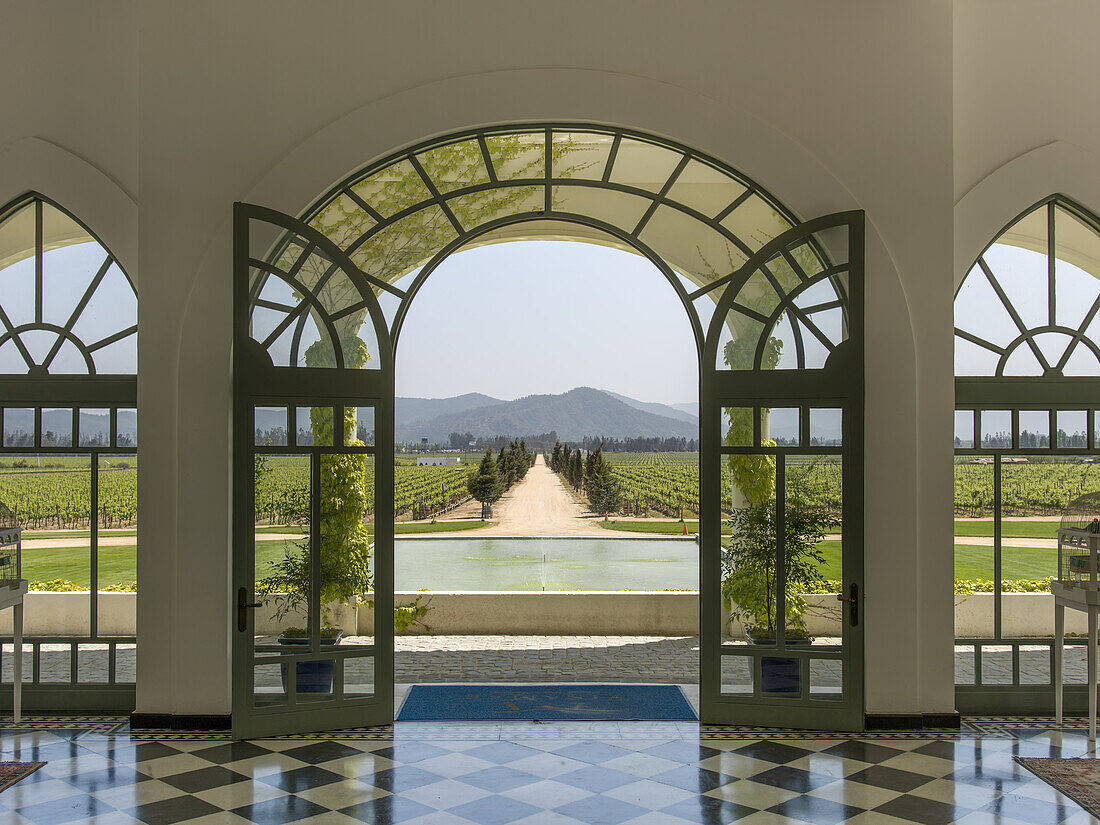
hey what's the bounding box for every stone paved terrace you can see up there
[1,636,1094,687]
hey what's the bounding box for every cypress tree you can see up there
[468,449,503,514]
[586,446,622,515]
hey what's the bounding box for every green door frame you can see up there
[230,130,866,735]
[699,211,865,729]
[232,204,395,738]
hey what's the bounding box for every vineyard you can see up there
[604,453,843,518]
[3,452,1098,530]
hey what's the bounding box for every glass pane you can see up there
[984,206,1048,330]
[809,409,842,446]
[760,655,801,695]
[98,453,137,592]
[255,407,288,447]
[549,186,650,233]
[254,660,286,706]
[552,131,614,180]
[484,132,545,180]
[255,452,311,702]
[720,654,753,695]
[296,407,334,447]
[41,408,72,447]
[639,206,749,284]
[1057,410,1088,448]
[1017,410,1050,448]
[349,407,375,447]
[979,645,1012,685]
[1,643,36,684]
[78,408,110,447]
[721,193,792,252]
[2,453,90,586]
[1002,458,1094,613]
[295,657,337,702]
[954,456,995,639]
[1019,645,1051,685]
[980,410,1011,449]
[764,408,799,446]
[350,206,458,285]
[308,192,376,251]
[955,410,975,449]
[722,452,778,642]
[350,159,433,217]
[415,139,491,194]
[39,644,71,684]
[787,454,844,639]
[68,262,136,375]
[955,335,1003,376]
[809,658,842,700]
[714,310,766,371]
[607,138,684,193]
[954,644,975,685]
[343,654,375,699]
[3,408,33,446]
[955,261,1026,354]
[0,200,36,330]
[41,203,100,329]
[77,644,109,683]
[1054,205,1100,330]
[721,407,753,447]
[447,186,543,229]
[665,159,747,218]
[115,643,136,683]
[116,408,136,448]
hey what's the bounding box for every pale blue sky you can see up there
[395,241,700,405]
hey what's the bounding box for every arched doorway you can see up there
[231,126,864,735]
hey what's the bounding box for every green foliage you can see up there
[721,495,831,636]
[954,578,1054,594]
[585,446,622,515]
[467,449,503,505]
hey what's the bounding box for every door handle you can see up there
[836,583,858,626]
[238,586,262,633]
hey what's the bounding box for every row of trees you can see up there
[466,440,536,516]
[549,442,623,516]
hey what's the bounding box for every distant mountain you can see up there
[600,390,698,424]
[395,387,699,443]
[669,401,699,418]
[396,393,504,425]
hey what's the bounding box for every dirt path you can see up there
[456,454,604,537]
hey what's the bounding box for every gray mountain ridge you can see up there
[394,386,699,443]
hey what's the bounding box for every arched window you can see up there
[953,196,1100,712]
[0,194,137,710]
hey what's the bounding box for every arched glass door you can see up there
[231,125,865,735]
[699,212,864,729]
[232,204,395,738]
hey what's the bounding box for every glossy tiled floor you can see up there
[1,715,1099,824]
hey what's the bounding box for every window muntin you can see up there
[955,199,1100,378]
[0,197,136,376]
[250,127,825,372]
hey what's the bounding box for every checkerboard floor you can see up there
[2,716,1099,824]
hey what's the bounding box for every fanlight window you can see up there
[955,198,1100,377]
[248,126,846,371]
[0,196,136,375]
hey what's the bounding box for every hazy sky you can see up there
[395,241,700,405]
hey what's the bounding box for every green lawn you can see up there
[953,520,1058,539]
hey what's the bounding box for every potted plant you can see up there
[257,397,372,697]
[721,492,831,694]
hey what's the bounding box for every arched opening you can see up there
[0,193,138,711]
[953,195,1100,713]
[232,125,864,735]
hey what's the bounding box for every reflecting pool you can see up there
[390,536,698,591]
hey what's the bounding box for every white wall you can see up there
[6,0,1096,720]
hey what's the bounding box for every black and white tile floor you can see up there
[2,715,1099,824]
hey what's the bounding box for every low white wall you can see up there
[954,593,1088,638]
[6,590,1076,640]
[0,592,135,636]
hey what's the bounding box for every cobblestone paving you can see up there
[1,637,1094,688]
[392,635,702,683]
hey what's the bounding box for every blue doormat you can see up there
[396,684,698,721]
